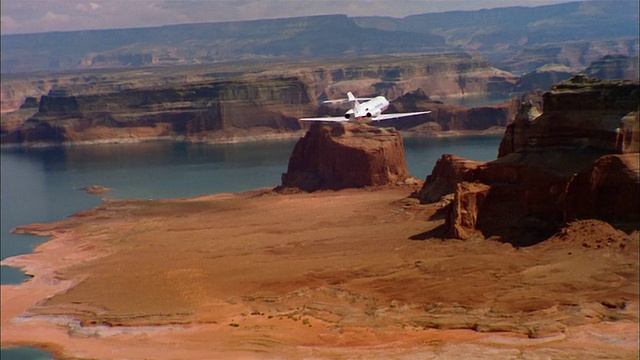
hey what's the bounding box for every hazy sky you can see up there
[2,0,583,35]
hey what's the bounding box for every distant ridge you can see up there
[1,1,638,74]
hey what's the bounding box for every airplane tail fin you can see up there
[347,92,360,113]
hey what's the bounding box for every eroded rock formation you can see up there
[562,153,640,226]
[390,88,543,134]
[498,100,542,157]
[419,76,639,246]
[512,64,577,92]
[4,77,308,144]
[412,155,482,204]
[1,55,521,145]
[280,123,409,192]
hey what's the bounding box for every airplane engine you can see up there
[344,109,354,119]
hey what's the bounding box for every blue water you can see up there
[0,135,501,359]
[0,347,54,360]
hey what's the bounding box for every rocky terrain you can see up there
[413,76,639,247]
[2,2,637,74]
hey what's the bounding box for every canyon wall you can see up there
[2,77,309,144]
[1,55,519,145]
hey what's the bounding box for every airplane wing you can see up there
[299,111,431,123]
[369,111,432,122]
[299,116,349,122]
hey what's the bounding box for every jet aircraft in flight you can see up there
[300,92,430,123]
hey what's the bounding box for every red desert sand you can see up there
[1,185,638,359]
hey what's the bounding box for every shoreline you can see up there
[0,127,505,149]
[1,186,637,359]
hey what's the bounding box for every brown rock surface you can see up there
[412,154,483,204]
[512,75,638,152]
[280,123,410,191]
[562,153,640,226]
[1,188,637,359]
[498,100,542,157]
[422,77,639,245]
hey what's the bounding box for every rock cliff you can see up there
[411,155,482,204]
[390,88,543,134]
[3,76,309,144]
[280,123,409,192]
[562,153,639,226]
[1,55,520,145]
[418,76,639,246]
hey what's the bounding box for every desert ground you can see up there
[1,185,638,359]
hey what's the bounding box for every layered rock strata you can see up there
[3,77,308,144]
[411,155,482,204]
[418,76,639,245]
[1,55,520,145]
[280,123,409,192]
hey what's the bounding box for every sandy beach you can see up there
[1,185,638,359]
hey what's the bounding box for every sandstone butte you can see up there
[1,77,639,359]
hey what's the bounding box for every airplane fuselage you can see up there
[346,96,390,120]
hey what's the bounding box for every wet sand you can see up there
[1,186,638,359]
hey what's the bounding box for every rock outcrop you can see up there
[562,153,640,227]
[412,155,482,204]
[418,76,639,246]
[280,123,409,192]
[497,100,542,157]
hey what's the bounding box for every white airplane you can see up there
[300,92,431,123]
